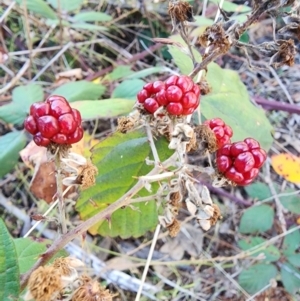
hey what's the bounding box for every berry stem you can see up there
[20,153,178,291]
[54,151,67,234]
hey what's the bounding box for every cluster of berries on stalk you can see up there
[137,75,200,116]
[24,95,83,147]
[204,118,266,185]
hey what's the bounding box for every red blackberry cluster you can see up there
[203,118,233,149]
[24,95,83,147]
[137,75,200,116]
[216,138,267,186]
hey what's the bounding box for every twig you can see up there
[84,43,163,81]
[31,42,73,82]
[0,193,159,299]
[20,154,177,290]
[265,160,287,233]
[135,224,161,301]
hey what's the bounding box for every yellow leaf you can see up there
[271,153,300,184]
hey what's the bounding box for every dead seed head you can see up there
[198,80,211,96]
[193,125,217,154]
[169,191,181,208]
[77,162,98,190]
[167,218,181,237]
[72,280,113,301]
[52,257,84,276]
[270,39,296,68]
[199,24,231,56]
[117,116,136,133]
[210,204,222,226]
[27,266,62,301]
[168,1,194,30]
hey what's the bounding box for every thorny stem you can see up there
[189,49,223,79]
[20,153,177,291]
[55,152,67,234]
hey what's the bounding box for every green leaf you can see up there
[51,81,105,102]
[16,0,57,19]
[104,66,134,82]
[71,98,134,120]
[47,0,84,11]
[238,263,277,294]
[281,263,300,295]
[238,237,280,262]
[112,79,145,100]
[193,16,214,26]
[73,11,112,22]
[14,238,67,274]
[126,67,166,79]
[279,189,300,214]
[76,130,174,238]
[0,219,20,300]
[167,36,273,151]
[282,227,300,267]
[0,84,44,125]
[168,45,193,75]
[0,131,27,178]
[202,63,273,151]
[244,182,271,201]
[239,204,274,234]
[209,0,251,12]
[245,183,300,213]
[70,23,107,32]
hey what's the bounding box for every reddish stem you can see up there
[253,96,300,114]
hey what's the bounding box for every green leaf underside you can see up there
[71,98,134,120]
[239,204,274,234]
[112,79,145,99]
[238,237,280,262]
[16,0,57,19]
[73,11,112,22]
[76,130,174,238]
[281,263,300,295]
[51,81,105,102]
[0,131,27,178]
[282,227,300,267]
[238,263,277,294]
[14,238,68,274]
[167,36,273,151]
[245,182,300,214]
[0,219,20,300]
[104,65,134,82]
[47,0,84,12]
[0,84,44,125]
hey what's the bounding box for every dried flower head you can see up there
[61,152,98,189]
[117,116,137,133]
[199,24,231,57]
[168,0,195,32]
[193,124,217,154]
[269,39,296,68]
[24,266,62,301]
[72,280,113,301]
[167,218,181,237]
[77,162,98,190]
